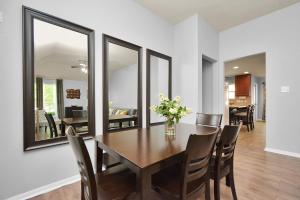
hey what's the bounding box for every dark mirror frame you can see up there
[102,34,143,133]
[23,6,95,151]
[146,49,172,127]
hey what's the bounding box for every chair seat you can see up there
[96,167,136,200]
[152,166,206,200]
[234,112,247,117]
[210,156,230,179]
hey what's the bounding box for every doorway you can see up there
[223,53,266,128]
[202,55,216,114]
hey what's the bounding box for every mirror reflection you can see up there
[107,43,139,130]
[150,56,170,124]
[34,19,88,141]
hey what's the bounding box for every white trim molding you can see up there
[6,175,80,200]
[265,147,300,158]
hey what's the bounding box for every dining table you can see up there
[61,118,88,136]
[95,123,218,200]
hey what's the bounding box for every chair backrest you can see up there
[181,128,220,198]
[196,113,223,127]
[215,122,242,165]
[246,105,252,121]
[250,105,255,119]
[44,113,58,138]
[66,126,97,200]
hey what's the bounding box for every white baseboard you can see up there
[6,175,80,200]
[264,147,300,158]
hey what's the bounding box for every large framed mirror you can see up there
[146,49,172,126]
[23,7,95,150]
[103,34,142,133]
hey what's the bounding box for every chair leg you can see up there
[205,179,211,200]
[226,175,231,187]
[247,124,249,132]
[214,179,220,200]
[229,172,237,200]
[81,180,85,200]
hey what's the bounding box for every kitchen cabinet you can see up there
[235,74,251,96]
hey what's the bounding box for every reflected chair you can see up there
[210,122,242,200]
[152,128,220,200]
[45,113,58,138]
[66,127,136,200]
[196,113,223,128]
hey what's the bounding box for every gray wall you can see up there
[109,64,138,109]
[219,2,300,154]
[0,0,173,199]
[202,59,214,113]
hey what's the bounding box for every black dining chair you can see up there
[66,126,137,200]
[234,105,251,131]
[196,113,223,128]
[152,128,220,200]
[44,113,58,138]
[210,122,242,200]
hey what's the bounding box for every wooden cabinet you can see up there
[235,74,251,96]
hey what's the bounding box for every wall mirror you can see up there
[146,49,172,126]
[103,34,142,133]
[23,7,95,150]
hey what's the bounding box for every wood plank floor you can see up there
[31,122,300,200]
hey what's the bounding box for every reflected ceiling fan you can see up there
[71,60,88,74]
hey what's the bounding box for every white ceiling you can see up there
[133,0,300,31]
[34,19,89,81]
[225,53,266,78]
[34,18,138,80]
[108,43,138,71]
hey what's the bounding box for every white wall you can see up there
[173,14,219,123]
[150,56,169,123]
[63,80,88,110]
[109,64,138,108]
[173,15,199,123]
[219,2,300,154]
[0,0,173,198]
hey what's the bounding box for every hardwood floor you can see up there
[31,122,300,200]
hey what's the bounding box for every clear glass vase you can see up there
[165,119,176,135]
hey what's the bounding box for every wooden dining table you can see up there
[61,118,88,136]
[95,123,218,200]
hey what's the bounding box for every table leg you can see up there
[119,121,122,128]
[61,123,66,136]
[137,169,152,200]
[95,141,103,174]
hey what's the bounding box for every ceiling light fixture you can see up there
[244,71,249,74]
[233,66,239,69]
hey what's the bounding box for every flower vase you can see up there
[165,119,176,135]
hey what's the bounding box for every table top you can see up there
[95,123,218,169]
[229,105,247,108]
[109,115,137,120]
[62,118,88,125]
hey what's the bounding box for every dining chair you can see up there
[234,105,251,131]
[152,128,220,200]
[196,113,223,127]
[66,126,136,200]
[250,105,255,129]
[44,113,58,138]
[210,122,242,200]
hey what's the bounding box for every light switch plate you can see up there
[281,86,290,93]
